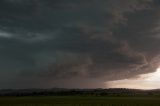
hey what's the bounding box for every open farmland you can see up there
[0,96,160,106]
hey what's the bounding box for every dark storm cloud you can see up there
[0,0,160,88]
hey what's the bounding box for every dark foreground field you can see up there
[0,96,160,106]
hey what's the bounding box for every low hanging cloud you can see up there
[0,0,160,88]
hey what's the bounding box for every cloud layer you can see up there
[0,0,160,88]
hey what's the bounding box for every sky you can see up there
[107,67,160,89]
[0,0,160,89]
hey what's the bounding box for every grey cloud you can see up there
[0,0,160,88]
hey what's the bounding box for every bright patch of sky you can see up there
[107,68,160,89]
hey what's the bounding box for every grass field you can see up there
[0,96,160,106]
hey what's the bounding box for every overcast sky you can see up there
[0,0,160,89]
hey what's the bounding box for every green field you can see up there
[0,96,160,106]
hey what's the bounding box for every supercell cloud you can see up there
[0,0,160,88]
